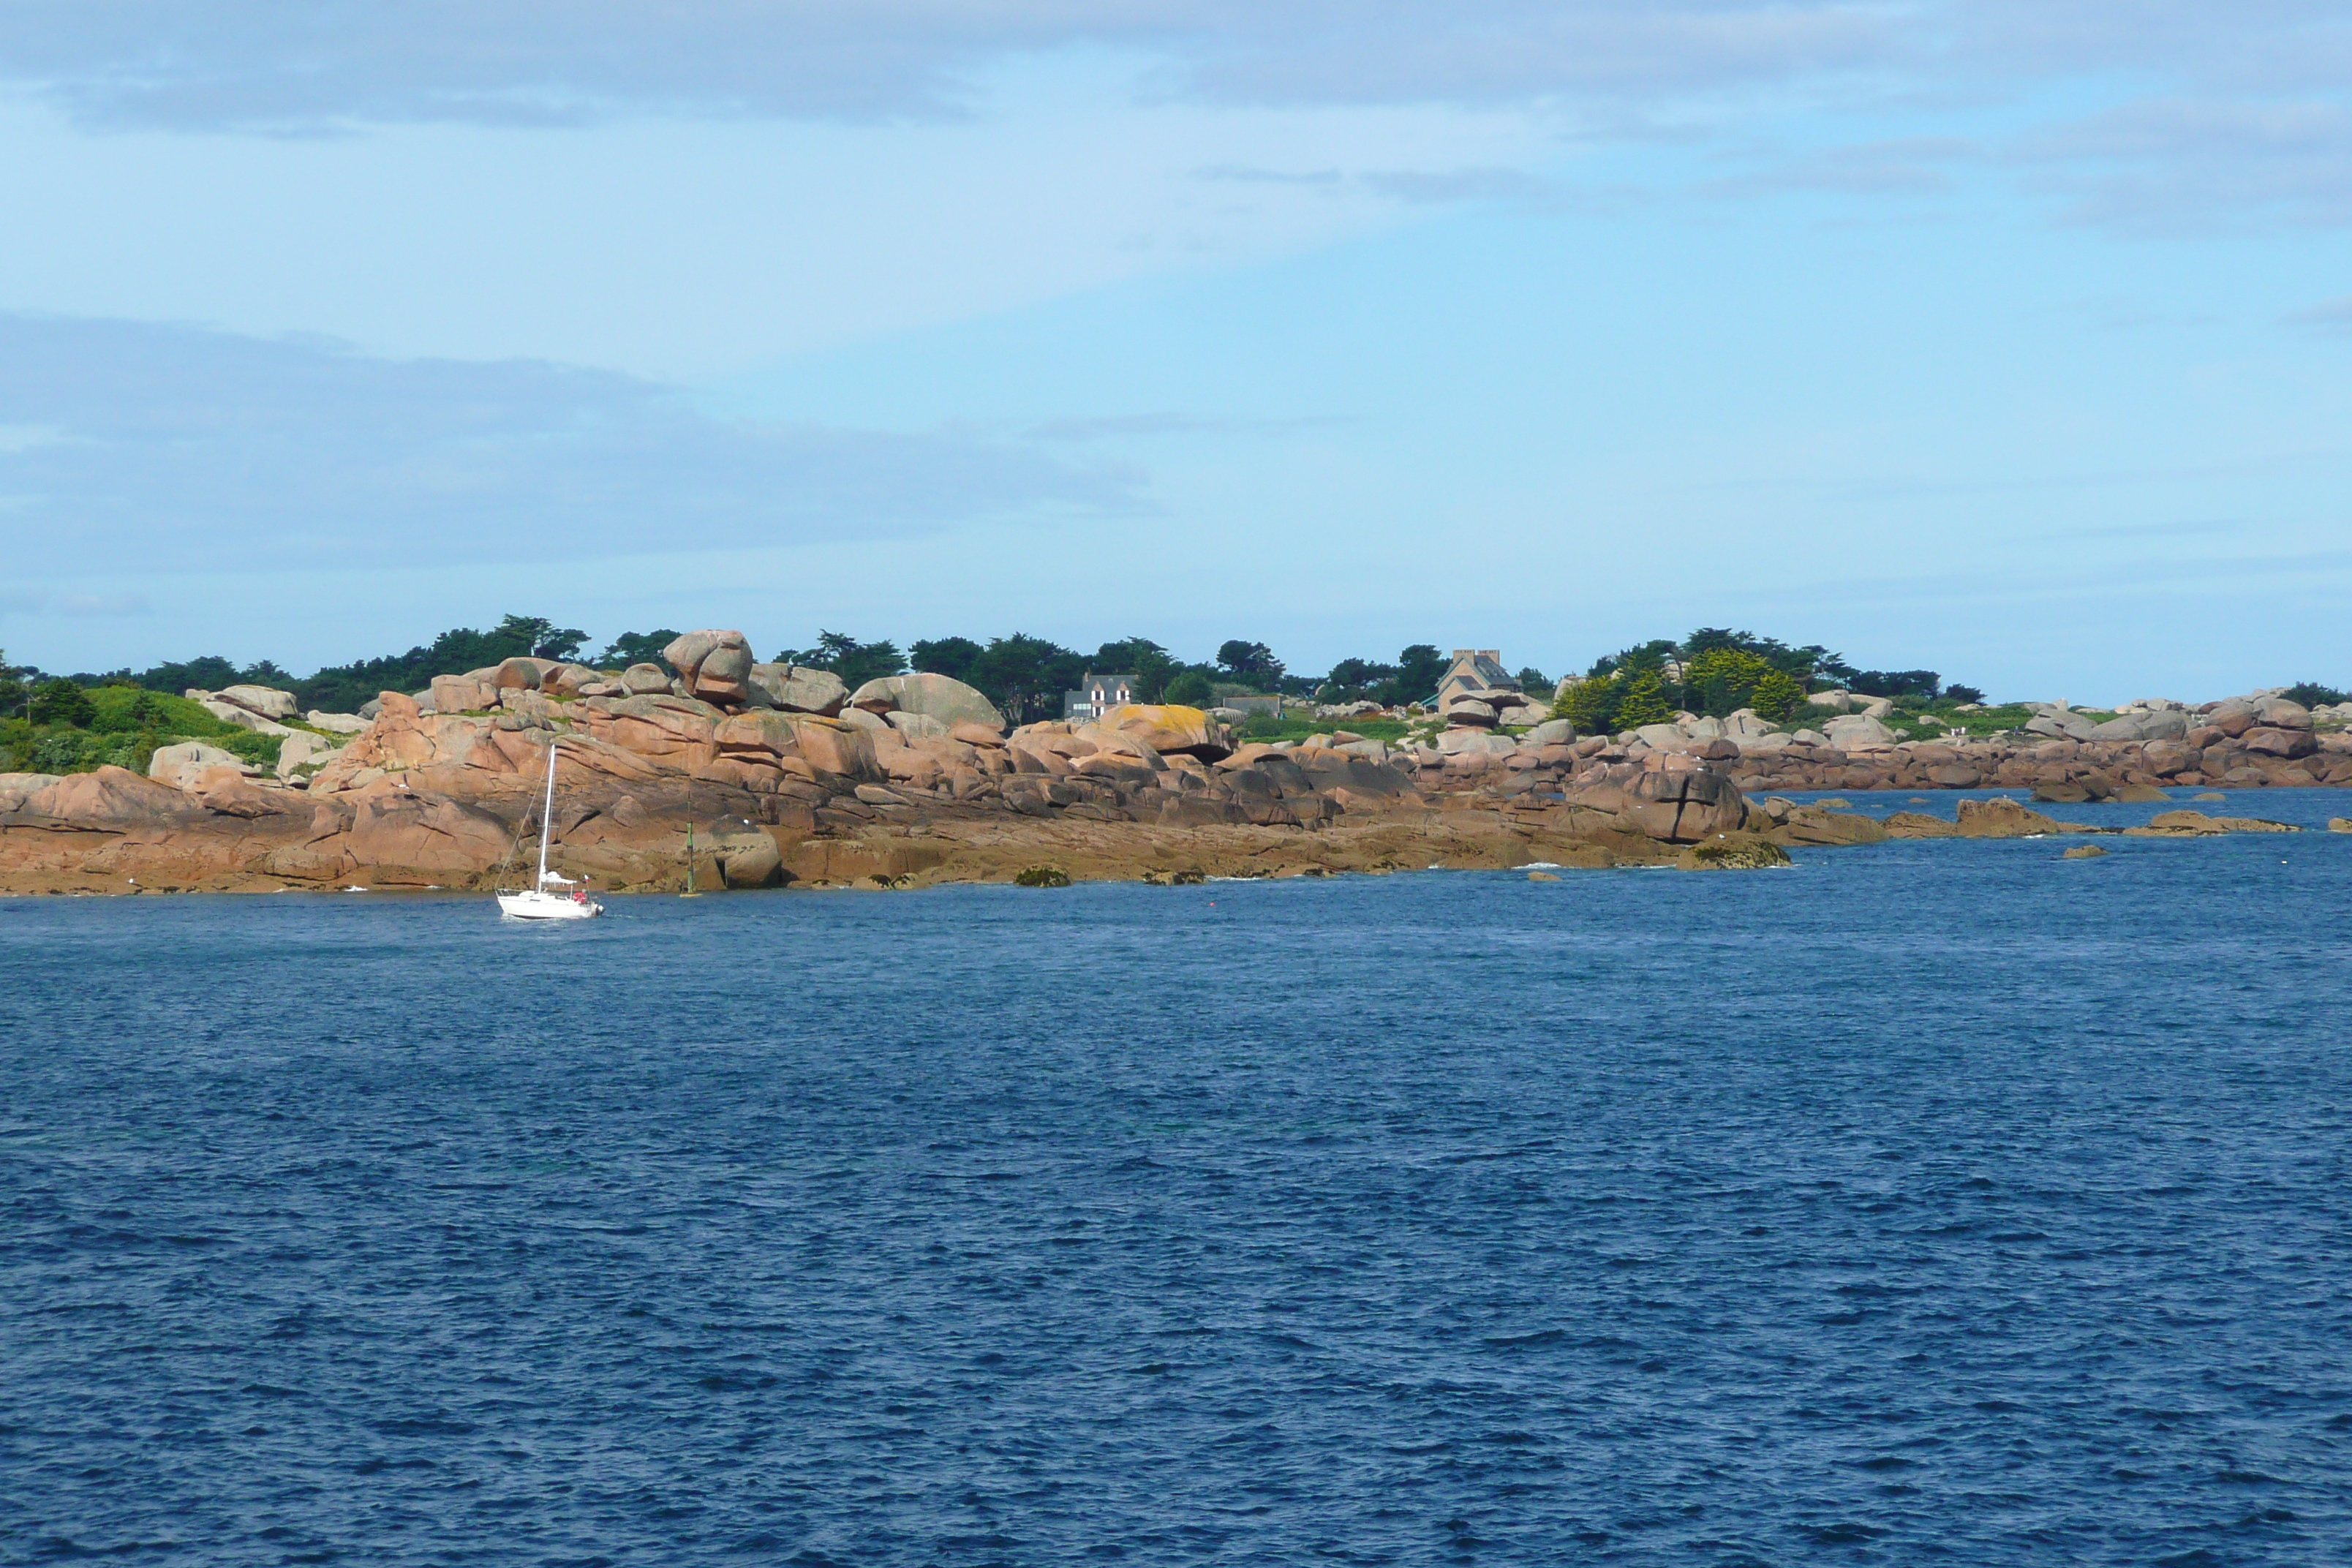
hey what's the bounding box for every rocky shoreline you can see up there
[0,633,2333,895]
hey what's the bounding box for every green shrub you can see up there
[85,685,242,738]
[1014,866,1071,888]
[214,731,283,768]
[29,679,94,728]
[24,729,156,775]
[1749,668,1806,723]
[1613,671,1674,729]
[1163,670,1215,706]
[2285,682,2347,709]
[1553,674,1620,734]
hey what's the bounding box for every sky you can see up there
[3,1,2350,703]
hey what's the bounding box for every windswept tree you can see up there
[0,649,33,718]
[29,678,94,728]
[293,614,591,712]
[974,633,1085,725]
[496,615,589,663]
[1215,640,1284,686]
[910,636,987,687]
[599,629,682,669]
[775,631,908,692]
[1092,637,1179,701]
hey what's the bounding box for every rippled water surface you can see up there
[7,789,2352,1566]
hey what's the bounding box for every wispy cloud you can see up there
[1194,163,1343,186]
[0,313,1145,576]
[1357,166,1548,205]
[2284,293,2352,333]
[4,2,2352,244]
[2018,97,2352,233]
[1020,412,1351,442]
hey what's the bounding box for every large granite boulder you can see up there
[1520,718,1575,747]
[1438,727,1517,758]
[661,630,756,706]
[717,712,883,781]
[1624,764,1745,842]
[1632,723,1689,751]
[749,663,849,716]
[193,698,293,736]
[2209,698,2265,738]
[430,674,497,714]
[886,710,951,739]
[345,793,513,877]
[621,663,672,696]
[2243,726,2318,758]
[1825,715,1897,750]
[848,673,1004,730]
[2025,712,2097,742]
[274,731,342,782]
[219,685,298,720]
[26,766,197,825]
[148,742,246,790]
[492,656,557,691]
[306,710,370,735]
[2255,696,2313,731]
[1093,703,1229,760]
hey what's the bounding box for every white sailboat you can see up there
[495,742,604,920]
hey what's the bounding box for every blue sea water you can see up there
[4,788,2352,1567]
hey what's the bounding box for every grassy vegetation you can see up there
[1,683,287,778]
[1237,715,1414,745]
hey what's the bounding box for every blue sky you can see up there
[3,1,2350,701]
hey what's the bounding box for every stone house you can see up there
[1433,649,1517,708]
[1063,671,1137,723]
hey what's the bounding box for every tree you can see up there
[1849,668,1940,700]
[495,614,589,663]
[292,614,589,712]
[1553,674,1619,735]
[1684,647,1779,717]
[1215,640,1284,685]
[911,636,987,686]
[1091,637,1178,701]
[0,649,31,718]
[1514,666,1550,694]
[974,633,1085,725]
[600,629,681,669]
[1393,645,1447,706]
[1163,669,1215,706]
[29,678,94,728]
[1613,671,1674,729]
[1319,656,1399,701]
[1944,684,1988,706]
[777,631,908,692]
[1749,668,1806,723]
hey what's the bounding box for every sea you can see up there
[5,788,2351,1566]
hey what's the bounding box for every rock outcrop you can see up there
[662,630,755,706]
[848,673,1004,730]
[748,663,848,716]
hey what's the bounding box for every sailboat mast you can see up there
[537,742,558,886]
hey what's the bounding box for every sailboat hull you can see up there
[496,890,603,920]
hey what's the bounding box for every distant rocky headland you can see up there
[1,627,2342,894]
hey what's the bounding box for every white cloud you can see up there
[7,2,2349,242]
